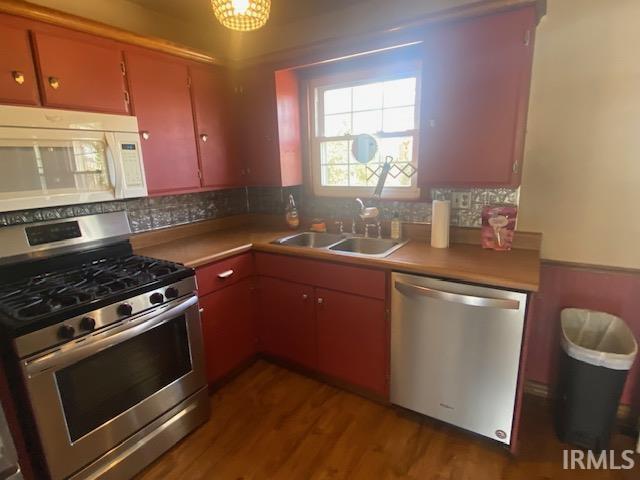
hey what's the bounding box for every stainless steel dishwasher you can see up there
[390,272,527,445]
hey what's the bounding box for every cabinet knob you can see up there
[199,307,204,314]
[317,297,324,305]
[12,71,25,85]
[200,133,208,143]
[141,131,151,140]
[302,294,308,300]
[48,76,60,89]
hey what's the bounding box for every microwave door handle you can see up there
[23,295,198,376]
[104,132,124,198]
[394,280,520,310]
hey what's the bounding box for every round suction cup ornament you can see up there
[351,134,378,164]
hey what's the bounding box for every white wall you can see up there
[518,0,640,269]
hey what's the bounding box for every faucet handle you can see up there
[335,221,344,234]
[376,221,382,239]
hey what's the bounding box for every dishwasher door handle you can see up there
[394,280,520,310]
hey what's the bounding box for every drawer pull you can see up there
[217,269,234,279]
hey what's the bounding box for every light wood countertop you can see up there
[135,223,540,292]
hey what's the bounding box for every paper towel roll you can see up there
[431,200,450,248]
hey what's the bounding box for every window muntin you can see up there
[311,71,420,198]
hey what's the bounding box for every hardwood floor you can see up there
[137,360,638,479]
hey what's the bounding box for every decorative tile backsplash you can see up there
[0,185,517,232]
[302,187,519,228]
[0,188,249,233]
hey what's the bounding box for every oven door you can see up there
[21,294,205,480]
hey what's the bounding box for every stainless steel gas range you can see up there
[0,212,209,480]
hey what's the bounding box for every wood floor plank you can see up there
[136,360,638,480]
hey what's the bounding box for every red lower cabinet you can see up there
[315,288,388,397]
[200,278,257,384]
[257,277,316,370]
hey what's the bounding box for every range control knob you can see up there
[117,303,133,316]
[58,324,75,339]
[80,317,96,331]
[150,292,164,304]
[165,287,179,299]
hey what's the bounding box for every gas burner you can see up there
[0,254,191,325]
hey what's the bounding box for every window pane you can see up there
[321,141,349,165]
[352,82,383,111]
[352,110,382,135]
[383,78,417,108]
[324,113,351,136]
[350,164,373,187]
[324,87,351,114]
[321,164,348,186]
[379,136,413,163]
[383,106,415,132]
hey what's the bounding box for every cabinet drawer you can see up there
[196,253,254,296]
[255,253,386,300]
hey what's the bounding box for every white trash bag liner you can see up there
[561,308,638,370]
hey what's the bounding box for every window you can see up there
[310,65,421,199]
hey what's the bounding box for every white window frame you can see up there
[309,61,422,200]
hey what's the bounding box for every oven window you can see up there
[56,316,192,442]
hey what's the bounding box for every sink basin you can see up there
[272,232,345,248]
[329,237,408,257]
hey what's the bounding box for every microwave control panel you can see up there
[120,143,143,187]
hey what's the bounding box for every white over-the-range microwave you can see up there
[0,105,148,212]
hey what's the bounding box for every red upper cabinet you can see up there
[125,50,200,194]
[0,22,39,106]
[32,31,128,114]
[237,66,302,187]
[315,288,388,397]
[190,64,239,188]
[419,7,536,188]
[257,277,316,370]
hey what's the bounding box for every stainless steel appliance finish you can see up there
[21,294,206,480]
[0,212,131,265]
[14,276,196,359]
[390,272,527,445]
[0,212,209,480]
[69,388,209,480]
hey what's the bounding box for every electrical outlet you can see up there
[451,191,471,209]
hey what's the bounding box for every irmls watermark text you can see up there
[563,449,637,470]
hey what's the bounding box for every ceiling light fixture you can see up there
[211,0,271,32]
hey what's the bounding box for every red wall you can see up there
[525,263,640,406]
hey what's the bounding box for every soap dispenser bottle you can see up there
[391,211,401,240]
[285,194,300,229]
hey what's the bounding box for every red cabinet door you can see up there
[419,7,536,188]
[315,288,388,396]
[200,278,257,385]
[190,65,239,188]
[238,67,281,186]
[126,50,200,194]
[0,23,39,105]
[32,31,128,114]
[257,277,316,369]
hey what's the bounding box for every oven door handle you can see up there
[24,295,198,376]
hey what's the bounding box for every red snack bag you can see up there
[481,205,517,251]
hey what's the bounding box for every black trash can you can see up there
[556,308,638,451]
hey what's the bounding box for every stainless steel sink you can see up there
[329,237,408,257]
[272,232,345,248]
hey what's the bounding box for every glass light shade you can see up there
[211,0,271,32]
